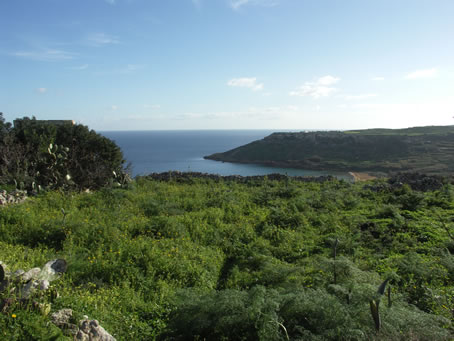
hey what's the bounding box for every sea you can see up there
[101,130,350,179]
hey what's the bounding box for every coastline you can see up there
[349,172,377,182]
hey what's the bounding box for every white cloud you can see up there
[229,0,279,10]
[12,49,74,61]
[317,75,339,86]
[230,0,249,9]
[111,105,118,110]
[342,93,378,101]
[227,77,264,91]
[105,0,115,4]
[371,77,385,81]
[88,33,120,46]
[405,68,437,79]
[36,88,47,94]
[290,75,340,99]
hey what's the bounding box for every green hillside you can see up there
[204,125,454,175]
[1,173,453,339]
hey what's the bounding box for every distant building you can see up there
[36,120,75,125]
[14,119,75,127]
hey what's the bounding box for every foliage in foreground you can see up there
[0,175,453,340]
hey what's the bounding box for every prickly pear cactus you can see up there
[33,143,73,192]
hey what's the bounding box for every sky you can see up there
[1,0,453,131]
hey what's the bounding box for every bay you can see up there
[101,130,350,179]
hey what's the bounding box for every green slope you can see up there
[205,125,454,174]
[1,175,453,339]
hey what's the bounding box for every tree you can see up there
[0,112,12,138]
[0,116,128,191]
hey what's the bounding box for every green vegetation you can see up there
[204,125,454,175]
[0,114,128,192]
[1,173,453,340]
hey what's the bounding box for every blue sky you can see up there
[1,0,453,130]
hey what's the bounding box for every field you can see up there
[1,173,453,340]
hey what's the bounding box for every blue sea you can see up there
[101,130,350,179]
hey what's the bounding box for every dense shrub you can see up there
[164,286,451,341]
[0,115,128,191]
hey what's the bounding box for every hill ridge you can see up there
[204,125,454,175]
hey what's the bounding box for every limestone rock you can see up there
[20,267,41,282]
[52,308,73,325]
[75,319,116,341]
[39,279,50,290]
[13,269,25,278]
[51,309,78,336]
[21,279,40,298]
[39,259,67,281]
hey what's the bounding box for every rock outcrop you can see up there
[76,318,116,341]
[51,309,116,340]
[1,260,116,340]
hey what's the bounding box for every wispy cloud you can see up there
[177,105,299,121]
[229,0,279,11]
[227,77,263,91]
[119,64,145,74]
[104,0,116,5]
[290,75,340,99]
[405,68,437,80]
[36,88,47,94]
[111,105,118,110]
[88,33,120,46]
[93,64,145,76]
[341,93,378,101]
[144,104,161,109]
[192,0,202,8]
[371,77,385,81]
[12,48,74,61]
[70,64,89,70]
